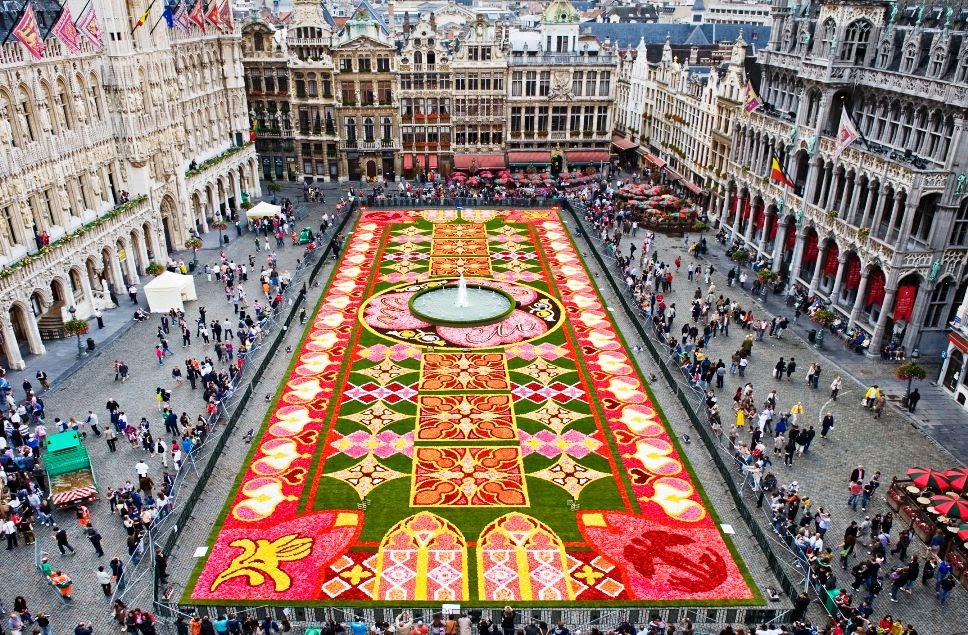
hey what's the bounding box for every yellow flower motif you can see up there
[211,534,313,592]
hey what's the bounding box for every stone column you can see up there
[870,286,898,352]
[869,186,890,232]
[830,253,848,306]
[111,252,127,292]
[0,316,25,370]
[881,191,905,241]
[847,179,864,224]
[904,283,933,351]
[23,307,46,355]
[789,229,807,284]
[895,196,920,248]
[78,268,97,310]
[804,160,821,204]
[758,209,773,257]
[818,165,833,210]
[859,183,877,228]
[136,234,150,274]
[808,241,828,295]
[124,246,140,282]
[732,190,745,239]
[837,172,853,216]
[771,220,787,271]
[848,271,871,331]
[744,200,756,245]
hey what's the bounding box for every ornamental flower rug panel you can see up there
[186,207,757,606]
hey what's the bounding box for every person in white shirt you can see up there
[135,460,149,478]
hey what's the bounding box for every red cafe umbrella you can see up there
[930,493,968,520]
[906,467,952,491]
[954,524,968,541]
[479,170,494,179]
[945,467,968,492]
[451,172,467,181]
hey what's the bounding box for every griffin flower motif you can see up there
[211,534,313,591]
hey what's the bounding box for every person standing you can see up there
[96,565,113,596]
[830,376,842,400]
[95,308,104,328]
[36,370,50,391]
[3,516,18,549]
[821,412,835,439]
[774,358,786,381]
[104,426,117,452]
[155,547,169,583]
[86,524,104,557]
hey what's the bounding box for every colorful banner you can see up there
[743,80,762,114]
[12,5,46,60]
[770,155,796,188]
[76,4,104,49]
[50,5,81,54]
[754,205,765,229]
[866,268,886,307]
[823,242,840,276]
[205,0,222,29]
[174,2,191,32]
[189,0,206,31]
[893,284,918,322]
[845,256,862,290]
[833,105,861,159]
[803,232,819,264]
[784,221,796,250]
[219,0,233,31]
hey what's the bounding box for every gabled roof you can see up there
[683,25,711,46]
[343,0,390,35]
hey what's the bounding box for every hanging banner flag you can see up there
[51,5,82,54]
[189,0,206,31]
[770,155,796,188]
[132,0,157,32]
[13,5,46,60]
[832,105,861,159]
[845,257,862,290]
[76,4,104,49]
[205,0,222,29]
[219,0,233,31]
[893,284,917,322]
[163,4,175,28]
[823,242,840,276]
[174,2,191,31]
[743,80,762,114]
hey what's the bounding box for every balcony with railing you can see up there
[339,139,399,151]
[508,52,616,67]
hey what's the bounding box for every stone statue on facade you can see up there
[38,103,52,132]
[956,173,967,194]
[929,259,942,281]
[0,105,12,147]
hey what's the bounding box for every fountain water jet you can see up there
[455,274,471,308]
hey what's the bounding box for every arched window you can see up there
[927,278,955,330]
[928,47,946,77]
[345,117,357,141]
[876,39,893,68]
[952,197,968,246]
[381,117,392,140]
[900,44,917,73]
[413,50,423,65]
[1,90,21,146]
[363,117,374,142]
[942,346,963,389]
[841,20,872,63]
[426,51,436,65]
[817,18,836,57]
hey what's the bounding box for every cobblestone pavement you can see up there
[565,210,966,634]
[4,194,964,635]
[0,184,346,634]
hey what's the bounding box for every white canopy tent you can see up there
[245,201,282,221]
[144,271,198,313]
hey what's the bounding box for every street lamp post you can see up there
[68,306,86,358]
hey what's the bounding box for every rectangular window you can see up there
[455,73,466,91]
[511,71,522,97]
[251,76,262,92]
[599,71,611,96]
[455,128,466,145]
[321,77,331,96]
[377,57,390,72]
[481,75,491,91]
[539,71,550,97]
[524,107,535,132]
[378,81,392,104]
[277,76,288,93]
[583,106,594,131]
[467,128,478,144]
[307,78,317,97]
[552,106,566,131]
[264,75,275,92]
[303,160,313,175]
[597,106,608,131]
[537,107,548,132]
[358,57,371,72]
[572,71,583,97]
[585,71,597,97]
[570,107,580,132]
[341,84,355,105]
[494,75,503,91]
[525,71,537,96]
[482,47,492,61]
[468,74,479,91]
[511,106,522,132]
[340,58,352,72]
[468,47,479,61]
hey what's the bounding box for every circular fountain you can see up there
[408,275,515,327]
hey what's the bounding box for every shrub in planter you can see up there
[757,269,778,283]
[185,237,203,250]
[811,308,837,326]
[896,362,927,381]
[732,249,750,264]
[63,318,90,337]
[212,221,229,231]
[146,262,166,275]
[692,221,708,232]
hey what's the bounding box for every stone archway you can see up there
[160,195,178,253]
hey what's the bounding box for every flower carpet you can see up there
[187,207,757,606]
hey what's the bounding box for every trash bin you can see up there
[189,261,196,272]
[808,329,817,343]
[86,337,95,351]
[223,235,230,244]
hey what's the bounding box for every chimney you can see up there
[387,0,394,26]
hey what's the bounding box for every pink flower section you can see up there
[437,310,549,348]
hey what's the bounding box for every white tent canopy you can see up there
[246,201,282,221]
[144,271,198,313]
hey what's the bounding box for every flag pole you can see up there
[43,0,67,38]
[130,0,157,34]
[148,10,166,35]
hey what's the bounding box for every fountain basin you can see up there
[408,283,516,327]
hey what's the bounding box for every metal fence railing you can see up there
[565,200,837,624]
[109,201,360,610]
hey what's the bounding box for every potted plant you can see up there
[757,269,778,283]
[146,262,166,276]
[64,317,89,337]
[692,221,708,233]
[897,362,927,406]
[858,227,871,239]
[185,237,203,251]
[826,209,839,220]
[811,307,837,327]
[732,249,750,265]
[241,200,254,210]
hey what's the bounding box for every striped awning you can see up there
[567,150,609,164]
[454,154,505,170]
[643,153,665,169]
[508,151,552,165]
[612,135,639,151]
[52,487,98,507]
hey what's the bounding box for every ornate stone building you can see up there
[0,0,255,370]
[721,0,968,354]
[506,0,616,171]
[399,13,453,178]
[614,34,746,198]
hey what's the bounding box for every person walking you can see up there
[3,517,18,549]
[54,526,76,555]
[96,565,113,596]
[848,480,864,511]
[86,524,104,557]
[785,357,797,381]
[774,358,786,381]
[938,572,957,604]
[105,426,118,452]
[907,388,921,413]
[830,376,842,400]
[821,412,835,439]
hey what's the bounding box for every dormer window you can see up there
[928,47,946,77]
[900,44,917,73]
